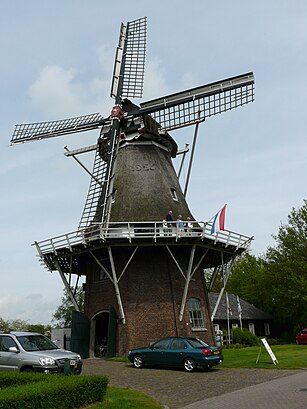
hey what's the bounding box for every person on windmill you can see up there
[162,219,168,236]
[166,210,173,226]
[185,216,193,235]
[176,214,185,237]
[165,210,173,236]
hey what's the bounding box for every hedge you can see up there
[0,373,108,409]
[232,328,259,346]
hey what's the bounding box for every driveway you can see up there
[82,358,299,408]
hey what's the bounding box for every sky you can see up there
[1,0,306,324]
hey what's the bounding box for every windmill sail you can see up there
[111,17,147,100]
[139,72,254,131]
[80,17,147,229]
[78,144,107,230]
[10,113,104,144]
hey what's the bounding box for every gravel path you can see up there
[82,358,300,408]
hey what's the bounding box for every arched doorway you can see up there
[91,307,117,357]
[94,312,109,357]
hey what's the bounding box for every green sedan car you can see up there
[128,336,223,372]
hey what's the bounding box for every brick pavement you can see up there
[82,358,302,408]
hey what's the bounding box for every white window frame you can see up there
[170,188,178,201]
[188,298,205,330]
[248,323,255,335]
[264,322,270,336]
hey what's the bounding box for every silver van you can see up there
[0,331,82,374]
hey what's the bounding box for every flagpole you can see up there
[237,295,243,330]
[226,292,231,344]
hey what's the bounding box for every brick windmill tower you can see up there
[11,17,254,357]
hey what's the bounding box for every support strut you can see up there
[179,245,196,321]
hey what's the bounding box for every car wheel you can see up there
[296,340,300,345]
[183,357,196,372]
[133,354,144,369]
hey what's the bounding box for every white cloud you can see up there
[28,64,105,118]
[0,293,61,325]
[29,66,79,117]
[143,57,169,100]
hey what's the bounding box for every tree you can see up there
[52,287,85,328]
[0,318,28,331]
[226,252,270,311]
[227,200,307,338]
[265,200,307,334]
[0,318,50,334]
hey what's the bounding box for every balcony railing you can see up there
[33,221,253,258]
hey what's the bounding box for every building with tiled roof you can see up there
[209,293,274,339]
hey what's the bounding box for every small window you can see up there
[0,336,17,352]
[170,339,187,350]
[111,189,117,204]
[153,338,171,350]
[99,270,108,280]
[94,258,111,281]
[170,188,178,201]
[264,322,270,336]
[248,323,255,335]
[188,298,205,329]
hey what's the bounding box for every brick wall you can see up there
[84,244,215,355]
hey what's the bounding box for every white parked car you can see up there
[0,331,82,374]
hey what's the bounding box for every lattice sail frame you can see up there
[79,17,147,229]
[10,113,103,144]
[122,17,146,98]
[78,144,107,230]
[110,17,146,100]
[139,72,254,132]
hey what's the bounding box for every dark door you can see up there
[106,306,117,357]
[94,312,109,357]
[70,311,90,358]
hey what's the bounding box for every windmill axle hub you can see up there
[111,105,125,120]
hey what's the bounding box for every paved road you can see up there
[183,371,307,409]
[82,358,302,408]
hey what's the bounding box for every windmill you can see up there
[11,17,254,358]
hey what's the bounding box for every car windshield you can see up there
[17,335,59,351]
[186,338,209,348]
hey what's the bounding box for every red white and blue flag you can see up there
[210,204,226,235]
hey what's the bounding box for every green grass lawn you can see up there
[84,387,163,409]
[222,344,307,369]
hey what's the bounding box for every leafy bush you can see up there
[0,373,108,409]
[266,338,279,345]
[222,343,244,349]
[232,328,259,346]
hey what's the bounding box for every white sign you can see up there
[261,338,278,365]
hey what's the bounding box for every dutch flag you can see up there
[210,204,226,235]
